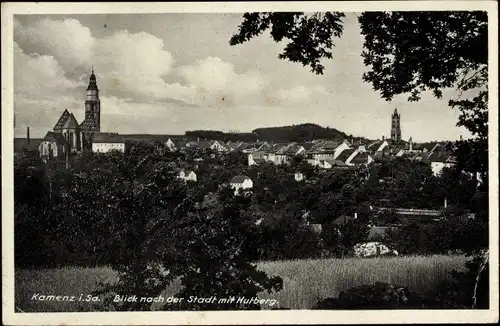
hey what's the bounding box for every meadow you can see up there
[15,255,467,312]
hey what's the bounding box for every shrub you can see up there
[313,282,424,309]
[424,251,489,309]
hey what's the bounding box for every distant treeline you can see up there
[185,130,257,142]
[186,123,359,143]
[252,123,349,142]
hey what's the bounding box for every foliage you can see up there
[252,123,348,142]
[185,130,257,142]
[313,282,424,309]
[384,216,487,255]
[427,251,489,309]
[357,12,487,101]
[322,220,370,257]
[47,144,283,311]
[230,12,345,75]
[160,188,283,310]
[256,208,323,261]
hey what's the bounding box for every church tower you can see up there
[390,108,401,143]
[80,68,101,150]
[82,68,101,132]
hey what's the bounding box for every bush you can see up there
[313,282,424,309]
[384,218,488,255]
[424,251,489,309]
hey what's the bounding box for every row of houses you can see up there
[20,123,457,177]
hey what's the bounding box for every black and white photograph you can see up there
[2,1,498,325]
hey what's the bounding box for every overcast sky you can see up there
[13,13,471,141]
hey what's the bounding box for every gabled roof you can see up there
[322,140,343,150]
[414,142,441,152]
[350,152,371,164]
[274,144,293,154]
[92,133,125,144]
[238,142,251,150]
[42,131,68,146]
[227,142,243,150]
[230,175,251,184]
[80,117,99,131]
[285,145,304,155]
[336,148,356,162]
[427,151,456,163]
[323,159,348,166]
[367,141,381,149]
[53,109,71,131]
[333,215,356,226]
[302,142,315,150]
[62,113,79,129]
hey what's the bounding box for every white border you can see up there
[2,1,498,325]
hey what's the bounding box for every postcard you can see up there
[2,1,498,325]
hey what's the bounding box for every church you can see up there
[39,69,124,161]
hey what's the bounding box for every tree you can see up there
[61,151,189,310]
[161,187,283,310]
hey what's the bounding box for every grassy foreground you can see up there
[15,255,467,311]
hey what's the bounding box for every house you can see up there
[369,140,390,153]
[294,172,305,182]
[335,148,358,165]
[92,133,126,153]
[256,141,272,151]
[349,152,374,166]
[210,140,227,152]
[226,141,243,152]
[322,159,349,169]
[285,145,306,156]
[306,150,337,161]
[240,143,257,153]
[305,140,350,161]
[307,158,324,168]
[39,131,68,161]
[420,142,441,154]
[274,152,291,165]
[165,138,177,152]
[248,151,267,166]
[230,175,253,195]
[177,170,197,182]
[428,151,456,176]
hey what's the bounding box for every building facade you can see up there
[391,108,401,143]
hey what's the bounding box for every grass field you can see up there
[15,255,467,311]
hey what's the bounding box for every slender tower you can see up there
[80,68,101,151]
[390,108,401,143]
[83,68,101,132]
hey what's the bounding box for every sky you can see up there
[13,13,472,142]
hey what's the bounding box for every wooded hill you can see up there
[187,123,366,143]
[252,123,349,142]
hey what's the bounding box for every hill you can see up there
[252,123,349,142]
